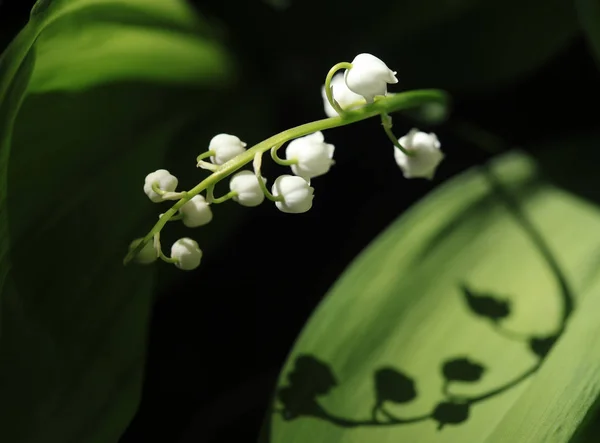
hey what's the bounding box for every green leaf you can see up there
[267,141,600,442]
[0,1,263,442]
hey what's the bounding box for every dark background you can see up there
[2,1,600,442]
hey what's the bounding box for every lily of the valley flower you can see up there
[272,175,314,213]
[393,128,444,179]
[229,170,266,207]
[321,72,364,117]
[129,238,157,264]
[171,237,203,270]
[209,133,247,165]
[144,169,178,203]
[285,131,335,179]
[179,195,213,227]
[344,53,398,103]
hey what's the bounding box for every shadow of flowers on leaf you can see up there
[462,284,511,322]
[529,334,559,358]
[432,401,470,429]
[442,357,485,383]
[374,367,416,404]
[277,355,336,421]
[274,278,572,433]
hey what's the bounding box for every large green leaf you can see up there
[266,141,600,442]
[0,1,259,441]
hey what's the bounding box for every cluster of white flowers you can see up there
[322,53,444,180]
[130,52,446,270]
[135,129,337,269]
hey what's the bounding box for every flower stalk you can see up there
[124,88,448,266]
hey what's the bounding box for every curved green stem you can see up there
[151,182,166,196]
[324,62,353,117]
[197,160,218,171]
[196,150,215,165]
[159,249,178,265]
[151,182,186,200]
[161,213,183,221]
[254,152,282,203]
[212,190,237,204]
[124,89,449,264]
[271,143,298,167]
[381,112,412,156]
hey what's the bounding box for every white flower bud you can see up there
[394,129,444,180]
[179,195,213,227]
[208,133,247,165]
[344,53,398,103]
[272,175,314,214]
[285,131,335,179]
[229,170,266,207]
[144,169,178,203]
[321,72,364,117]
[128,238,157,264]
[171,237,203,271]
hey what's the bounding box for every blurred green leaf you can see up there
[267,140,600,442]
[0,1,266,442]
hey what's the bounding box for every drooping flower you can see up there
[272,175,314,214]
[208,133,247,165]
[285,132,335,179]
[171,237,203,270]
[393,129,444,179]
[229,170,266,207]
[321,72,364,117]
[143,169,178,203]
[179,195,213,227]
[344,53,398,103]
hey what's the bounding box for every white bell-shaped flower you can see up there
[179,195,213,227]
[229,170,266,207]
[272,175,314,214]
[321,72,364,117]
[128,238,157,264]
[171,237,203,270]
[344,53,398,103]
[209,133,247,165]
[144,169,178,203]
[285,131,335,179]
[393,129,444,180]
